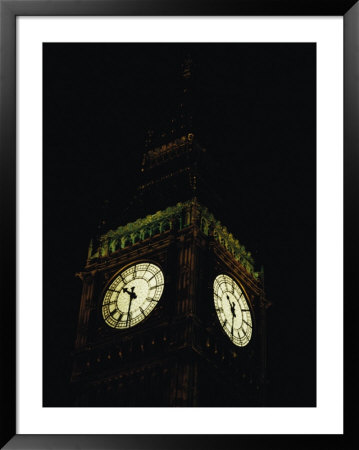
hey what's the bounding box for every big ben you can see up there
[70,56,270,407]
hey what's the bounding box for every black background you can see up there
[43,43,316,407]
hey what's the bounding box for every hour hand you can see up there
[233,302,237,317]
[123,287,137,300]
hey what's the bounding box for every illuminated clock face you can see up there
[213,274,252,347]
[102,262,164,329]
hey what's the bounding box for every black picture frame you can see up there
[0,0,356,448]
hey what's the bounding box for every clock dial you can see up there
[213,274,252,347]
[102,262,164,329]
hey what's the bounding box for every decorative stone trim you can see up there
[142,133,195,169]
[88,199,258,279]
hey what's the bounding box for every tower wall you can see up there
[71,205,267,407]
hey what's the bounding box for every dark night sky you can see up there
[43,43,316,407]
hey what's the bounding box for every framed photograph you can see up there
[1,0,356,448]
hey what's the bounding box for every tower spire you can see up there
[178,53,194,136]
[144,54,195,150]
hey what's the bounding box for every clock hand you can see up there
[124,288,132,326]
[232,302,237,318]
[123,286,137,300]
[123,287,137,325]
[227,295,236,318]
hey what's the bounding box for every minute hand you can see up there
[124,288,136,325]
[126,297,132,326]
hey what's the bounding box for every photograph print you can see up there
[43,43,316,407]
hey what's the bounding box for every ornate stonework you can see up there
[88,198,258,279]
[141,133,194,169]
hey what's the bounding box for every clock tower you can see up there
[70,58,269,407]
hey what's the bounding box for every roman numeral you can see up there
[108,300,118,306]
